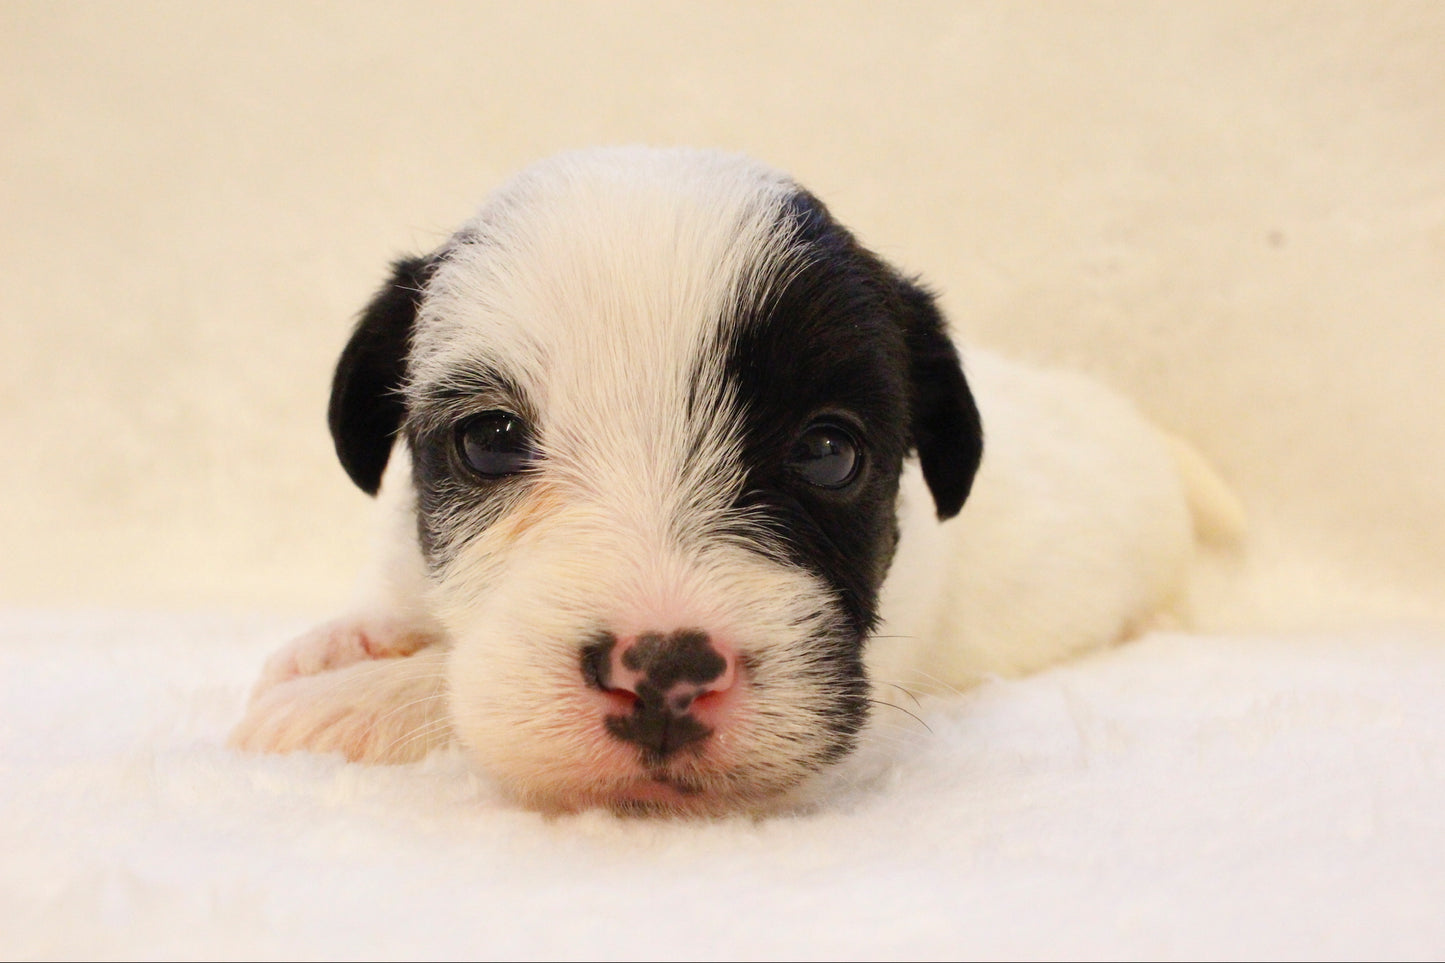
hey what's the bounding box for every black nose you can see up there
[583,629,728,761]
[619,630,727,693]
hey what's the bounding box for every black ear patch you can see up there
[779,189,983,521]
[893,279,983,520]
[328,256,436,495]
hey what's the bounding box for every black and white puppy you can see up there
[231,147,1240,814]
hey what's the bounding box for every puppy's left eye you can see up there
[457,412,536,478]
[787,422,861,489]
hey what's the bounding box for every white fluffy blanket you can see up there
[4,609,1442,959]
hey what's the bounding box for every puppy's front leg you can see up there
[248,614,439,700]
[230,647,451,762]
[234,448,451,760]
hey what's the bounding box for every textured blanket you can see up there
[4,609,1442,959]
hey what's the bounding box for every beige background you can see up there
[2,1,1441,622]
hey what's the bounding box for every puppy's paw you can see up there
[250,615,441,700]
[229,650,451,763]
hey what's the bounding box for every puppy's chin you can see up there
[435,522,868,815]
[496,761,809,819]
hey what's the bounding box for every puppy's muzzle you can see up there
[581,629,737,761]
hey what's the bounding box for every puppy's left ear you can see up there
[894,279,983,520]
[328,255,436,496]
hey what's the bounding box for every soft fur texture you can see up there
[230,147,1239,815]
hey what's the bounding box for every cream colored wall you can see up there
[2,2,1441,620]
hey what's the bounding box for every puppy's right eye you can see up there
[456,412,536,478]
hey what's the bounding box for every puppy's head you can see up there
[330,148,981,814]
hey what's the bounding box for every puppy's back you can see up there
[874,348,1203,691]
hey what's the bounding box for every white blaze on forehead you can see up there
[408,147,804,530]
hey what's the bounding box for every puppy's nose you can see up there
[581,629,736,759]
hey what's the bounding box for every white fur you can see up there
[870,351,1204,692]
[230,147,1241,815]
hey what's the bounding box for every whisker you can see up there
[866,698,933,734]
[888,667,970,699]
[878,680,923,710]
[372,687,448,727]
[378,716,454,759]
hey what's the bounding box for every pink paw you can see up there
[229,652,452,763]
[250,616,440,700]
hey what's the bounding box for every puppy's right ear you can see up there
[328,256,435,495]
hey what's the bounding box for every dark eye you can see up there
[456,411,536,478]
[787,422,861,489]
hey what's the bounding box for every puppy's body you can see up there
[873,351,1200,692]
[232,147,1237,814]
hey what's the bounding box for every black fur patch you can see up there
[714,189,983,753]
[404,372,539,566]
[329,256,437,495]
[895,281,984,519]
[722,190,981,636]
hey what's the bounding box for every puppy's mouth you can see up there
[611,773,709,812]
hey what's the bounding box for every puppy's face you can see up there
[330,149,981,814]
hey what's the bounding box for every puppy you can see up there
[231,147,1241,814]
